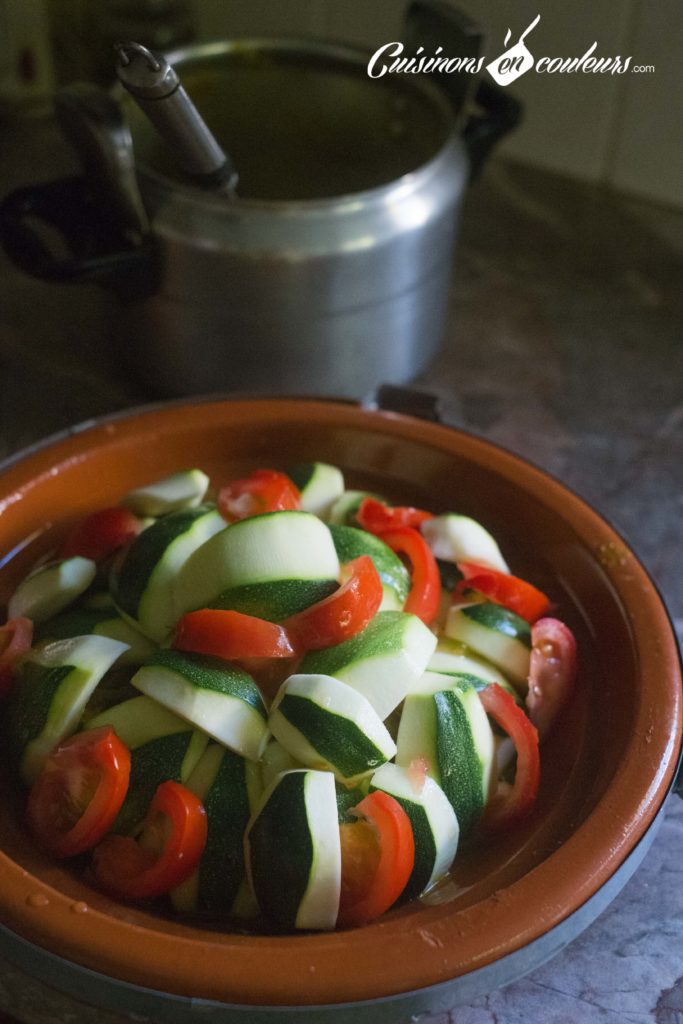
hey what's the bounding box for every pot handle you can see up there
[404,0,523,179]
[372,384,442,422]
[0,176,154,294]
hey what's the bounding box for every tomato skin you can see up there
[218,470,300,521]
[26,726,131,859]
[356,497,433,534]
[479,683,540,831]
[174,608,297,660]
[337,790,415,928]
[377,526,441,625]
[93,780,207,901]
[59,506,141,562]
[284,556,383,651]
[526,617,577,741]
[457,562,550,624]
[0,616,33,697]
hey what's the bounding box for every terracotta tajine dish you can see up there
[0,396,680,1024]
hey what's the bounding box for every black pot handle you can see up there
[0,176,154,294]
[404,0,523,180]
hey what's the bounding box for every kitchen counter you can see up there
[0,115,681,1024]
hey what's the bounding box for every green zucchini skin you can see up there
[111,504,224,641]
[396,672,495,836]
[445,601,531,685]
[299,611,437,722]
[269,673,396,784]
[369,762,459,902]
[245,769,341,931]
[208,578,337,621]
[6,635,129,784]
[132,649,268,761]
[328,524,410,608]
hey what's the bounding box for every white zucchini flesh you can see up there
[269,673,396,783]
[299,611,437,722]
[122,469,210,516]
[12,635,129,784]
[111,505,225,642]
[8,557,96,623]
[86,693,193,749]
[421,514,509,573]
[370,761,459,899]
[245,769,341,931]
[131,650,269,762]
[396,671,495,835]
[444,602,531,686]
[289,462,345,519]
[173,511,340,621]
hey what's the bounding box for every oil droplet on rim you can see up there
[70,901,89,914]
[27,892,49,908]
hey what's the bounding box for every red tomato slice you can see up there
[284,556,383,650]
[356,497,433,534]
[59,506,141,562]
[92,779,207,901]
[218,469,300,521]
[0,616,33,697]
[457,561,550,624]
[26,726,131,859]
[479,683,540,831]
[377,526,441,625]
[526,617,577,742]
[337,790,415,928]
[174,608,297,660]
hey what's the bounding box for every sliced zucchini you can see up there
[245,769,341,930]
[121,469,210,516]
[85,692,209,833]
[444,601,531,686]
[260,737,304,790]
[132,649,269,761]
[173,510,340,621]
[8,557,96,623]
[299,611,437,722]
[421,514,509,573]
[7,635,129,784]
[288,462,344,518]
[111,504,225,642]
[429,639,521,702]
[329,524,410,611]
[208,578,337,622]
[327,490,382,527]
[396,671,495,835]
[370,761,459,901]
[36,607,156,666]
[171,742,262,918]
[269,674,396,784]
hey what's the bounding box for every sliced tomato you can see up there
[337,790,415,928]
[0,616,33,697]
[59,506,141,562]
[26,726,130,859]
[284,555,382,651]
[377,526,441,625]
[356,497,433,535]
[526,617,577,742]
[479,683,540,831]
[218,469,300,522]
[457,561,550,623]
[174,608,296,660]
[92,779,207,901]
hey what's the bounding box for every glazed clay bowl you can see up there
[0,396,680,1024]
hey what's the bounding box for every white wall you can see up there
[195,0,682,209]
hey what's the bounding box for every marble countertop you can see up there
[0,115,681,1024]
